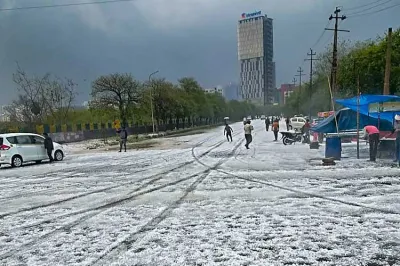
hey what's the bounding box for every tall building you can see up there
[237,10,275,105]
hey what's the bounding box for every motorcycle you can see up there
[280,131,303,145]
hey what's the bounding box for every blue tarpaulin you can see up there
[335,94,400,123]
[311,108,394,133]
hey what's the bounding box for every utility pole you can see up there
[148,70,159,134]
[326,7,349,93]
[383,27,392,95]
[305,48,319,118]
[295,67,305,115]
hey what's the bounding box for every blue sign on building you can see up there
[241,11,262,19]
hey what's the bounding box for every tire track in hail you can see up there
[85,135,245,265]
[0,135,229,219]
[0,133,235,260]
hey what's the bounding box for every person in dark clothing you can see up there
[224,124,233,142]
[286,117,290,131]
[265,117,270,131]
[43,133,54,162]
[117,127,128,152]
[272,119,279,141]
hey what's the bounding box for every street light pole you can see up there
[148,70,159,133]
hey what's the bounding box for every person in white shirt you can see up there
[244,120,254,149]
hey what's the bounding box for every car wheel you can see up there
[11,155,23,168]
[54,150,64,161]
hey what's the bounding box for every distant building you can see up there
[278,84,296,105]
[222,83,239,101]
[237,10,275,105]
[0,106,10,122]
[204,87,224,95]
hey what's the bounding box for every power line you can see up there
[311,21,331,49]
[0,0,135,12]
[344,0,390,11]
[346,0,394,15]
[347,2,400,18]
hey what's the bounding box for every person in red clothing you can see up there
[362,125,380,161]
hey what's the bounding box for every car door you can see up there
[30,135,47,160]
[291,118,298,128]
[15,135,38,162]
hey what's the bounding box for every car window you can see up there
[6,136,17,144]
[299,118,306,123]
[291,118,298,122]
[31,136,45,144]
[16,135,33,144]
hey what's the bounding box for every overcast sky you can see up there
[0,0,398,105]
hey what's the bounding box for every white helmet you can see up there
[395,114,400,121]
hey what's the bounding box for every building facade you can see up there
[278,84,296,105]
[204,87,224,95]
[238,11,275,105]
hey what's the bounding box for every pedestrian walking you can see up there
[362,125,380,162]
[302,119,311,144]
[265,117,270,131]
[224,124,233,142]
[117,127,128,152]
[393,115,400,164]
[272,119,279,141]
[285,117,290,131]
[43,133,54,162]
[244,120,254,149]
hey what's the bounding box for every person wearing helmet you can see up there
[393,115,400,164]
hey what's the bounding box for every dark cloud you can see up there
[0,0,397,104]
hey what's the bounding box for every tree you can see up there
[8,64,77,125]
[91,73,141,127]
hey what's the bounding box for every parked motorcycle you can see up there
[280,131,303,145]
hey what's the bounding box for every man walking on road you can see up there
[362,125,380,162]
[224,124,233,142]
[117,127,128,152]
[285,117,290,131]
[43,133,54,162]
[272,119,280,141]
[265,117,270,131]
[244,120,254,149]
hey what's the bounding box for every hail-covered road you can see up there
[0,120,399,266]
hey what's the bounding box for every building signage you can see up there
[241,11,262,19]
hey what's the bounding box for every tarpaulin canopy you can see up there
[335,94,400,123]
[311,108,393,133]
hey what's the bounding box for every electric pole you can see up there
[383,27,392,95]
[295,67,305,115]
[292,77,297,87]
[325,7,349,93]
[305,49,319,118]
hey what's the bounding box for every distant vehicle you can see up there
[260,115,266,120]
[247,116,252,120]
[0,133,65,168]
[289,117,307,131]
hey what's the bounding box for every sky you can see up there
[0,0,398,105]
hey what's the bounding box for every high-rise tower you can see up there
[238,11,275,105]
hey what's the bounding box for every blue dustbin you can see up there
[325,136,342,160]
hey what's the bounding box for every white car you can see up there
[0,133,65,168]
[260,115,266,120]
[289,117,307,131]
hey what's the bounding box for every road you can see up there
[0,120,399,266]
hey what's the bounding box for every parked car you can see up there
[260,115,266,120]
[289,117,307,131]
[0,133,65,168]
